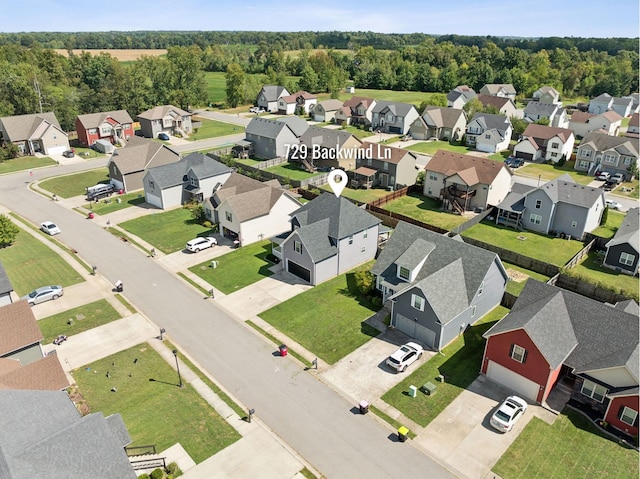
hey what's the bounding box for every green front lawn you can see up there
[494,409,639,479]
[73,343,240,464]
[406,140,473,156]
[384,192,468,231]
[338,125,375,139]
[568,251,639,302]
[39,168,110,198]
[503,262,550,296]
[515,160,593,185]
[259,263,380,364]
[188,118,243,141]
[118,207,216,254]
[0,156,57,175]
[591,210,625,238]
[83,191,146,215]
[38,299,121,343]
[0,227,84,295]
[462,222,583,266]
[188,240,273,294]
[382,307,508,427]
[264,162,321,181]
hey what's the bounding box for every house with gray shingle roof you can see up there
[75,110,134,148]
[513,123,575,163]
[205,172,301,246]
[313,99,344,123]
[603,207,640,276]
[137,105,193,138]
[245,116,308,159]
[574,131,639,179]
[523,102,568,128]
[298,125,363,170]
[274,193,380,285]
[533,86,561,105]
[465,113,512,152]
[479,84,517,100]
[0,389,137,478]
[371,221,507,350]
[611,96,634,118]
[482,279,638,440]
[371,100,420,135]
[588,93,614,114]
[409,106,467,141]
[0,262,13,307]
[257,85,290,113]
[143,152,232,209]
[0,112,69,156]
[446,85,477,109]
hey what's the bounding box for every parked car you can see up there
[22,285,64,305]
[605,199,623,210]
[62,150,75,158]
[186,236,217,253]
[158,132,170,141]
[40,221,61,235]
[386,342,423,373]
[249,107,265,114]
[596,171,610,181]
[490,396,528,433]
[611,173,625,184]
[505,157,524,168]
[603,181,617,191]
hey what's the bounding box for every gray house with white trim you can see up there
[371,101,420,135]
[256,85,290,113]
[603,207,640,276]
[245,117,308,159]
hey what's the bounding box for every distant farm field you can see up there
[53,49,167,61]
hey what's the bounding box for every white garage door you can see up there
[145,192,162,209]
[486,361,539,402]
[47,146,67,155]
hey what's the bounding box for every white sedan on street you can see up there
[40,221,61,235]
[605,199,623,210]
[185,236,217,253]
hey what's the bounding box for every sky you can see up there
[1,0,639,38]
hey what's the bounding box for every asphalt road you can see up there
[0,163,456,479]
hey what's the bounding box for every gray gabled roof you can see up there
[532,175,604,209]
[468,112,511,134]
[299,125,360,149]
[0,112,62,142]
[292,218,338,263]
[579,132,639,157]
[372,100,417,117]
[245,117,297,140]
[259,85,289,102]
[0,262,12,295]
[495,183,535,213]
[137,104,191,121]
[76,110,133,129]
[276,116,309,137]
[524,102,559,117]
[146,152,231,190]
[447,89,476,103]
[606,207,639,252]
[422,106,466,129]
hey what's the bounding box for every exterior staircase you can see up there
[300,157,315,173]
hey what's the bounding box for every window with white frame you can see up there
[510,344,527,363]
[383,162,389,170]
[387,113,394,122]
[623,157,633,165]
[530,214,542,225]
[294,241,302,254]
[551,152,558,157]
[363,230,368,239]
[398,266,410,280]
[225,211,232,222]
[348,236,353,245]
[535,199,542,209]
[471,306,476,318]
[620,252,635,266]
[580,379,607,402]
[580,149,591,158]
[429,172,438,181]
[604,154,616,164]
[411,294,425,311]
[578,160,589,168]
[620,406,638,426]
[551,142,559,148]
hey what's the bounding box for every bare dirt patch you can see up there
[54,49,167,61]
[506,268,529,283]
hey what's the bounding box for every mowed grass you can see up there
[38,299,122,343]
[406,141,475,156]
[569,251,639,302]
[259,263,380,365]
[0,227,84,295]
[39,168,111,198]
[119,207,216,254]
[320,185,393,204]
[0,156,57,175]
[83,191,146,215]
[188,118,243,141]
[384,192,468,231]
[462,222,583,266]
[494,408,639,479]
[74,344,240,464]
[503,262,550,296]
[189,241,274,294]
[382,307,508,427]
[591,209,625,239]
[264,162,321,181]
[515,160,594,185]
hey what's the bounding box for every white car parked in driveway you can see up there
[386,342,423,372]
[185,236,217,253]
[490,395,528,432]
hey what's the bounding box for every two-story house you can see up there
[245,116,308,159]
[75,110,134,148]
[446,85,477,109]
[312,99,344,123]
[297,125,363,171]
[465,113,512,153]
[512,124,575,163]
[574,132,639,180]
[350,144,420,190]
[137,105,193,139]
[603,207,639,276]
[409,106,466,141]
[532,86,561,105]
[334,96,376,126]
[588,93,614,114]
[477,94,518,118]
[277,91,317,115]
[479,84,517,101]
[569,110,622,137]
[523,102,569,128]
[0,112,69,156]
[257,85,290,113]
[371,101,420,135]
[625,112,639,139]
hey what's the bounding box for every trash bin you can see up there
[118,189,124,194]
[358,400,369,414]
[115,280,123,292]
[278,344,288,357]
[88,212,95,219]
[398,426,409,442]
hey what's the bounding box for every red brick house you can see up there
[482,280,638,439]
[75,110,134,148]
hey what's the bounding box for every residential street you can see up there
[0,163,457,478]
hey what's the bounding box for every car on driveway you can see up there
[596,171,610,181]
[22,285,64,305]
[505,157,524,168]
[490,395,528,432]
[386,342,423,372]
[605,199,623,210]
[610,173,625,184]
[62,150,75,158]
[249,107,265,114]
[603,180,617,191]
[157,132,170,141]
[40,221,61,235]
[186,236,217,253]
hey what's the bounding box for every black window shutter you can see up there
[509,344,514,357]
[522,350,528,364]
[618,405,625,419]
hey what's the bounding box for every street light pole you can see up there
[172,349,183,388]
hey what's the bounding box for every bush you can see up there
[203,220,212,228]
[354,270,375,295]
[166,462,182,477]
[138,475,151,479]
[150,468,164,479]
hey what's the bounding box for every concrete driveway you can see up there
[415,375,557,479]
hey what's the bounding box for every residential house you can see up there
[479,84,517,101]
[569,111,622,137]
[297,126,363,170]
[334,96,376,126]
[245,116,308,159]
[477,94,518,118]
[350,144,421,190]
[0,262,13,307]
[277,91,317,115]
[371,100,420,135]
[624,93,640,114]
[625,112,639,139]
[257,85,290,113]
[0,112,69,156]
[371,221,508,350]
[523,102,569,128]
[313,99,344,123]
[143,152,232,209]
[512,124,575,163]
[75,110,134,148]
[137,105,193,139]
[495,174,605,239]
[107,136,180,192]
[574,131,639,180]
[0,300,68,391]
[273,193,380,285]
[423,150,512,213]
[612,97,634,118]
[409,106,466,141]
[0,390,137,478]
[532,86,561,105]
[588,93,614,114]
[465,113,513,153]
[446,85,477,109]
[481,279,638,440]
[603,207,639,276]
[205,172,301,246]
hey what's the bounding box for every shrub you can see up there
[166,462,182,477]
[203,220,212,228]
[138,475,151,479]
[150,468,164,479]
[354,270,375,295]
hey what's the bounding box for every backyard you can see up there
[503,261,550,296]
[188,240,274,294]
[320,185,392,204]
[569,251,639,302]
[382,307,508,427]
[591,209,625,238]
[384,192,469,231]
[514,160,596,185]
[188,118,243,141]
[73,343,240,464]
[493,408,639,479]
[39,168,111,198]
[406,140,475,156]
[259,263,380,364]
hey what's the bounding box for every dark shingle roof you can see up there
[147,152,231,189]
[535,174,604,208]
[76,110,133,129]
[606,207,639,251]
[260,85,288,102]
[276,116,309,137]
[246,117,294,140]
[0,112,61,142]
[524,102,559,117]
[468,113,511,134]
[372,100,417,117]
[0,262,12,295]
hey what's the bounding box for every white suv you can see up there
[186,237,217,253]
[386,342,424,372]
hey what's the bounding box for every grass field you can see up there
[73,343,240,464]
[83,191,146,215]
[494,409,639,479]
[515,161,594,185]
[384,192,468,231]
[320,185,392,204]
[188,241,274,294]
[0,156,57,175]
[189,118,243,141]
[259,262,380,365]
[590,209,625,238]
[406,140,474,156]
[569,251,639,301]
[38,299,122,343]
[264,163,321,182]
[39,168,111,198]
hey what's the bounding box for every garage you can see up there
[394,314,436,350]
[516,152,534,161]
[145,192,162,209]
[287,260,310,283]
[486,360,540,402]
[46,145,68,155]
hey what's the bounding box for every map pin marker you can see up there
[327,169,348,198]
